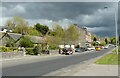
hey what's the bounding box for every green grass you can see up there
[95,53,119,65]
[95,46,120,65]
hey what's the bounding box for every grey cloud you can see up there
[2,2,115,20]
[116,2,120,36]
[1,2,117,37]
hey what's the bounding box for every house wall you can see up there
[86,31,92,42]
[78,28,86,47]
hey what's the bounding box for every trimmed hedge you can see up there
[0,46,18,52]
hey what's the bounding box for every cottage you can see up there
[0,32,46,48]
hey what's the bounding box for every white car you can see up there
[104,46,109,49]
[87,47,95,51]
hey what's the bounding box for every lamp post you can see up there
[104,3,118,55]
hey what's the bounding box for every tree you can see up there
[53,24,64,38]
[46,35,60,49]
[93,37,97,42]
[105,38,108,44]
[19,36,34,48]
[13,16,29,34]
[4,16,29,34]
[66,24,80,44]
[46,24,65,49]
[91,34,98,42]
[28,27,42,36]
[34,23,49,36]
[111,37,116,45]
[5,19,15,30]
[99,41,106,46]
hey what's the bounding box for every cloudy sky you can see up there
[0,2,118,37]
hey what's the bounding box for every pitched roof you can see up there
[7,33,22,41]
[0,32,46,44]
[29,36,46,44]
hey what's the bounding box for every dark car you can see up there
[62,48,73,55]
[80,47,87,52]
[75,48,81,52]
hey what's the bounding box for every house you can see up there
[0,32,46,47]
[76,26,92,47]
[0,32,22,46]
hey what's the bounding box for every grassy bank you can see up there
[95,46,120,65]
[95,53,118,65]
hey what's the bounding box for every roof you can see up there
[0,26,7,31]
[29,36,46,44]
[7,33,22,41]
[0,32,46,44]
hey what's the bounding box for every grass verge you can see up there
[95,52,119,65]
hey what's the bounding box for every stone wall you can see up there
[2,51,24,59]
[49,50,59,55]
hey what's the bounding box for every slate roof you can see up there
[7,33,22,41]
[0,32,46,44]
[29,36,46,44]
[0,26,7,31]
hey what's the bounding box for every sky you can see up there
[0,1,119,37]
[118,2,120,36]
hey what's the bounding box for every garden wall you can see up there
[49,50,59,55]
[2,51,25,59]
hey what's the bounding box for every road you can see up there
[2,47,114,76]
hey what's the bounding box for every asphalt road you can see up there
[2,47,114,76]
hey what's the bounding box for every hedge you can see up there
[0,46,18,52]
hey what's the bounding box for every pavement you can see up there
[73,64,118,76]
[43,59,118,76]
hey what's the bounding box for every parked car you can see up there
[100,46,104,49]
[104,46,109,49]
[62,48,73,55]
[87,47,95,51]
[41,50,50,54]
[80,47,88,52]
[75,48,81,52]
[95,46,101,51]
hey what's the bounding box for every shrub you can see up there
[26,46,41,55]
[33,46,40,55]
[19,36,34,48]
[26,48,34,55]
[0,46,18,52]
[48,45,59,50]
[0,47,7,52]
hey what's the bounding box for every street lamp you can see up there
[104,4,118,55]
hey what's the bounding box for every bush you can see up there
[48,45,59,50]
[33,46,40,55]
[99,41,106,46]
[26,48,34,55]
[26,46,41,55]
[19,36,34,48]
[0,47,7,52]
[0,46,18,52]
